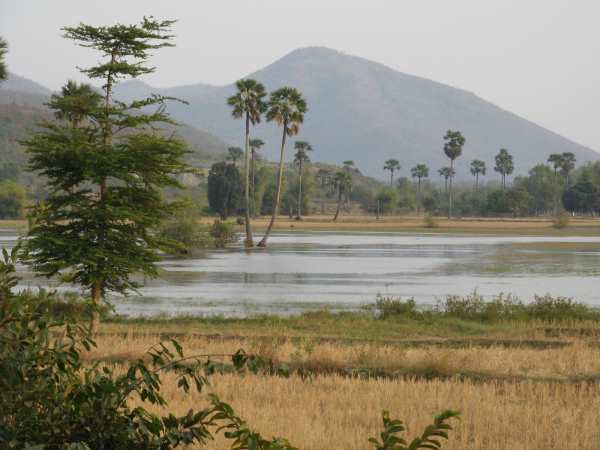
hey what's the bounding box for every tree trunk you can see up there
[448,160,454,219]
[296,160,303,220]
[417,178,421,214]
[258,122,287,247]
[90,280,103,334]
[243,114,254,247]
[333,187,343,221]
[251,150,256,218]
[390,171,394,187]
[475,173,479,192]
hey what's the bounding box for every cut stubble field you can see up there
[95,317,600,449]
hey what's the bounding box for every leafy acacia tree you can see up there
[0,37,8,81]
[227,79,267,246]
[384,159,400,186]
[443,130,465,218]
[249,138,264,217]
[293,140,313,219]
[332,169,352,222]
[470,159,486,191]
[411,164,429,212]
[258,87,307,247]
[494,148,514,190]
[207,161,243,219]
[22,18,189,332]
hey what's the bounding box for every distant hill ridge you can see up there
[4,47,599,179]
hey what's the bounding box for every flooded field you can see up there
[3,229,600,317]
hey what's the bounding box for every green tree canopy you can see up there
[22,17,189,331]
[207,161,242,219]
[0,37,8,81]
[258,87,307,247]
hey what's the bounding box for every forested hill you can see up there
[111,47,599,179]
[0,74,230,183]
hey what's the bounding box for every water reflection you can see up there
[3,230,600,317]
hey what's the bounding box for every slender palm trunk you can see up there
[448,160,454,219]
[296,160,303,220]
[243,114,254,247]
[250,150,256,217]
[475,173,479,192]
[390,171,394,187]
[333,186,343,221]
[258,122,287,247]
[417,178,421,214]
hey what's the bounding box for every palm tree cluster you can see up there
[227,80,308,248]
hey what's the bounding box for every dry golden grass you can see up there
[89,332,600,380]
[134,372,600,450]
[90,327,600,449]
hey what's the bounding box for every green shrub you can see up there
[552,210,570,229]
[210,219,239,248]
[369,295,420,319]
[160,215,211,255]
[424,214,439,228]
[439,292,525,322]
[527,294,595,321]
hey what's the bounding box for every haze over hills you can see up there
[0,74,231,171]
[110,46,599,180]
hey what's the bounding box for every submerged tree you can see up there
[443,130,465,218]
[227,79,267,246]
[470,159,486,191]
[258,87,307,247]
[384,159,400,186]
[293,140,313,219]
[494,148,514,190]
[249,138,265,217]
[22,18,189,332]
[0,37,8,82]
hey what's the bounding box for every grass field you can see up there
[4,215,600,236]
[93,314,600,449]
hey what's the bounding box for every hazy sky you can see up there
[1,0,599,151]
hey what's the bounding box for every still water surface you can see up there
[3,229,600,317]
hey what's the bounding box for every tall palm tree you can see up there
[332,169,352,222]
[548,153,563,176]
[249,138,264,217]
[293,141,313,220]
[470,159,486,191]
[560,152,576,188]
[227,79,267,247]
[411,164,429,212]
[494,148,514,191]
[438,167,454,194]
[384,159,400,186]
[443,130,465,218]
[227,147,244,163]
[48,80,102,128]
[548,153,564,215]
[258,87,307,247]
[0,37,7,82]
